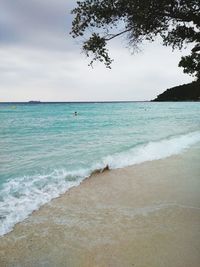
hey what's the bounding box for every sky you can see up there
[0,0,193,102]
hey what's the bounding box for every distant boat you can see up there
[28,101,41,104]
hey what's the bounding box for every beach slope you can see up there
[0,145,200,267]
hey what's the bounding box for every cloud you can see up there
[0,0,75,50]
[0,43,193,102]
[0,0,193,102]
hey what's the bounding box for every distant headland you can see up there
[153,81,200,101]
[28,101,41,104]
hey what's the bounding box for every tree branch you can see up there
[104,28,133,41]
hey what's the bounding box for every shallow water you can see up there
[0,102,200,235]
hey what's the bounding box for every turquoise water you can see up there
[0,102,200,236]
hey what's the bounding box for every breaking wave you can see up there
[0,131,200,236]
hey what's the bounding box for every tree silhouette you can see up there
[71,0,200,80]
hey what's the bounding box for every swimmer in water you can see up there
[74,111,78,116]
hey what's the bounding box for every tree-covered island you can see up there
[153,81,200,101]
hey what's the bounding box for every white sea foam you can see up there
[0,131,200,237]
[0,169,90,236]
[103,131,200,169]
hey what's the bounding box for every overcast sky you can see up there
[0,0,193,102]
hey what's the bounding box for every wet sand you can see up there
[0,145,200,267]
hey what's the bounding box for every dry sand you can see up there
[0,145,200,267]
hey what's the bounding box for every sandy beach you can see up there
[0,144,200,267]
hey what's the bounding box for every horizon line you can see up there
[0,100,151,104]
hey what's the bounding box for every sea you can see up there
[0,102,200,236]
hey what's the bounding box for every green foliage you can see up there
[70,0,200,79]
[153,81,200,101]
[179,48,200,80]
[82,33,113,68]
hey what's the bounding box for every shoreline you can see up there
[0,145,200,267]
[2,130,200,237]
